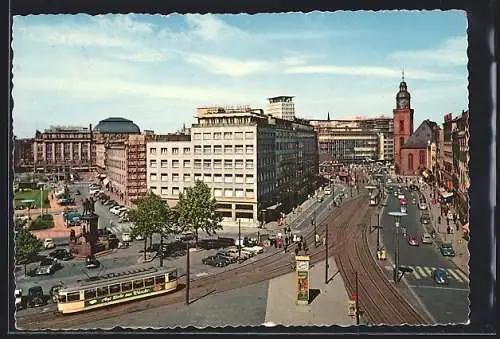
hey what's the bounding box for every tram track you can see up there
[16,196,365,330]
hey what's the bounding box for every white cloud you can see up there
[284,65,460,81]
[115,51,169,63]
[90,14,155,34]
[184,14,245,41]
[390,36,467,66]
[185,54,276,76]
[281,56,309,66]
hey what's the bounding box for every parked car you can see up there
[26,286,47,308]
[122,233,131,243]
[15,289,25,310]
[216,250,238,263]
[85,255,100,269]
[135,234,144,241]
[418,203,428,210]
[35,257,60,276]
[43,238,56,249]
[227,246,252,260]
[421,233,433,244]
[175,231,195,242]
[202,255,229,267]
[109,206,121,214]
[244,246,264,255]
[440,243,456,257]
[49,284,63,303]
[407,235,420,246]
[48,248,73,261]
[432,267,449,285]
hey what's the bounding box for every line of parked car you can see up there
[201,244,264,268]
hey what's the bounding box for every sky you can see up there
[11,11,468,138]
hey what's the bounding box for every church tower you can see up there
[393,71,414,174]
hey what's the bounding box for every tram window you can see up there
[58,294,67,303]
[97,286,109,297]
[170,271,177,279]
[121,281,132,292]
[109,284,121,294]
[155,275,165,284]
[133,279,144,289]
[84,289,97,299]
[67,292,81,302]
[144,277,154,287]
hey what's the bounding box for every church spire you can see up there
[327,112,330,121]
[401,68,405,82]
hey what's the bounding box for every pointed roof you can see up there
[401,119,439,149]
[327,112,330,121]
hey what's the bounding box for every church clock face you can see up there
[398,98,409,109]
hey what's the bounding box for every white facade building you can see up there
[266,96,295,121]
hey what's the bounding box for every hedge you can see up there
[29,214,54,230]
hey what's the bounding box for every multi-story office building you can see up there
[13,136,34,172]
[147,106,318,227]
[32,125,93,172]
[440,113,455,191]
[452,110,469,224]
[105,133,151,206]
[309,117,393,164]
[266,96,296,121]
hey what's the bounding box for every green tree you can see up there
[177,180,223,247]
[15,228,43,275]
[128,191,169,261]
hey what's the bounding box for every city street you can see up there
[379,186,469,324]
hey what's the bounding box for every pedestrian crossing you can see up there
[383,265,469,283]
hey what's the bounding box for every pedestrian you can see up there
[298,241,302,252]
[322,236,326,246]
[295,247,299,256]
[315,233,320,247]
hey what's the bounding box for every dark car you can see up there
[439,243,456,257]
[85,256,100,269]
[202,255,229,267]
[432,267,449,285]
[49,284,63,303]
[216,250,238,263]
[27,286,47,308]
[49,249,73,261]
[35,257,60,276]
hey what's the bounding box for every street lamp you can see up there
[311,211,317,247]
[186,239,191,305]
[40,187,44,216]
[388,211,407,283]
[325,202,334,284]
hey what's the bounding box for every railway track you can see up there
[333,207,427,325]
[17,196,366,329]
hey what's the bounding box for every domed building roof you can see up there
[93,117,140,134]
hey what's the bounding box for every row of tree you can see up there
[128,180,223,260]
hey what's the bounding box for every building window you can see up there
[399,120,404,132]
[235,189,245,197]
[203,133,212,140]
[183,160,191,168]
[224,174,233,183]
[161,160,168,168]
[150,148,157,155]
[160,148,168,155]
[235,132,244,140]
[235,160,244,169]
[246,189,254,197]
[214,132,222,140]
[161,187,168,195]
[150,173,157,181]
[419,150,426,165]
[161,174,168,182]
[172,148,179,155]
[245,131,254,140]
[245,145,254,154]
[172,160,179,168]
[224,132,232,140]
[235,145,244,154]
[194,159,202,169]
[203,174,212,182]
[214,174,223,183]
[172,174,179,182]
[194,173,202,181]
[204,159,212,169]
[224,189,233,197]
[224,160,233,169]
[408,154,414,171]
[213,160,222,169]
[235,174,244,183]
[214,145,222,154]
[172,187,180,196]
[194,133,202,140]
[214,188,222,197]
[246,160,254,169]
[194,146,202,154]
[149,160,157,168]
[184,174,191,182]
[150,186,157,194]
[203,145,211,154]
[224,145,233,154]
[246,174,254,184]
[183,147,190,154]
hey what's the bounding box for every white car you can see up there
[419,203,428,210]
[447,211,454,220]
[135,234,144,241]
[324,189,332,195]
[421,233,433,244]
[398,194,405,200]
[43,238,56,249]
[110,206,123,215]
[122,233,131,242]
[244,246,264,255]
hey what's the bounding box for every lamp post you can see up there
[40,187,44,216]
[238,219,242,260]
[185,239,190,305]
[325,202,333,284]
[388,211,407,283]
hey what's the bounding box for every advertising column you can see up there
[295,255,310,305]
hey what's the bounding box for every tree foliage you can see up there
[128,191,169,259]
[15,228,43,274]
[177,180,223,246]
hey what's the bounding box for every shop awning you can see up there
[103,178,110,187]
[462,223,469,232]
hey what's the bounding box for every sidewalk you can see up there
[264,256,355,326]
[420,188,469,275]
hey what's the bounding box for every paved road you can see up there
[379,187,469,324]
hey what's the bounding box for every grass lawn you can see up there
[14,189,50,209]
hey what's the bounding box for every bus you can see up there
[369,189,380,206]
[56,266,178,314]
